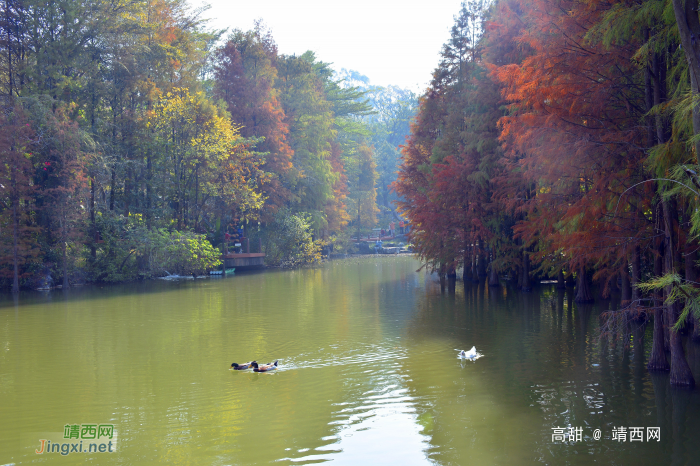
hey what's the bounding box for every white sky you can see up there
[195,0,464,91]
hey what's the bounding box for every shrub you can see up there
[263,210,325,268]
[90,213,221,281]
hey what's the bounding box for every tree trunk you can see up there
[648,305,669,371]
[110,165,116,211]
[463,241,472,282]
[662,198,694,386]
[124,166,131,217]
[672,0,700,163]
[565,272,575,287]
[439,263,446,293]
[447,267,457,294]
[62,230,69,289]
[621,257,631,304]
[669,318,695,387]
[194,167,199,232]
[463,266,472,283]
[631,246,642,302]
[556,269,565,289]
[598,273,612,299]
[574,266,594,303]
[652,50,668,143]
[6,1,14,97]
[644,28,655,147]
[12,168,19,294]
[146,150,152,229]
[648,231,669,371]
[356,192,362,243]
[521,248,531,292]
[477,238,486,277]
[690,315,700,342]
[488,264,499,287]
[90,176,96,260]
[690,61,700,162]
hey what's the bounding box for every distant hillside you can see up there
[333,68,417,125]
[333,68,418,217]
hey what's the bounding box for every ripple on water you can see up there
[276,343,430,466]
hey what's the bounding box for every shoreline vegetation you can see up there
[0,2,416,292]
[392,0,700,387]
[27,253,417,294]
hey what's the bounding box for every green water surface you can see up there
[1,256,699,465]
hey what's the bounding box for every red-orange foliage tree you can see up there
[324,142,350,233]
[214,26,294,215]
[394,0,510,283]
[489,0,654,301]
[0,106,40,293]
[33,105,90,289]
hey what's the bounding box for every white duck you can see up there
[457,346,479,361]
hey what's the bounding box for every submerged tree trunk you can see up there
[447,268,457,294]
[487,245,499,286]
[488,264,499,287]
[574,266,593,303]
[621,257,631,304]
[648,233,669,371]
[439,263,446,292]
[557,269,565,289]
[463,240,471,282]
[669,318,695,386]
[667,0,700,378]
[662,198,694,386]
[565,272,575,287]
[517,262,523,289]
[521,248,531,292]
[463,266,472,283]
[477,238,486,277]
[648,306,670,371]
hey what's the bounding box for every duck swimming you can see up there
[457,347,479,361]
[251,360,278,372]
[231,361,256,370]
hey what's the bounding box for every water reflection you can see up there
[403,273,700,465]
[1,257,699,465]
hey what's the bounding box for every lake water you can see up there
[1,255,699,465]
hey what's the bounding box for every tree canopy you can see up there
[393,0,700,387]
[0,1,385,287]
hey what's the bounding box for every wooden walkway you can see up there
[223,253,265,269]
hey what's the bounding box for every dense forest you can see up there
[393,0,700,387]
[0,1,416,289]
